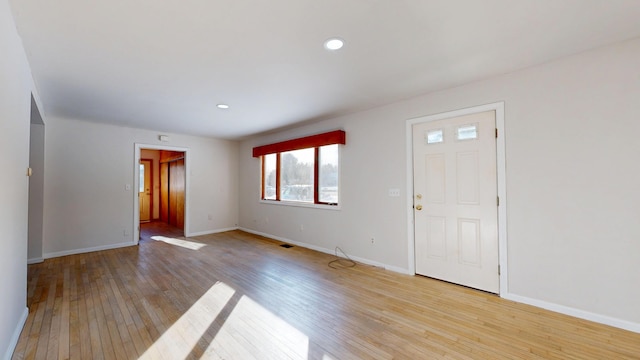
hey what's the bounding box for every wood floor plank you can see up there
[33,273,57,360]
[89,272,111,360]
[58,267,70,360]
[12,222,640,360]
[75,266,92,360]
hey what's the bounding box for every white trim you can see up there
[384,264,412,275]
[405,102,508,295]
[239,227,411,274]
[259,200,341,211]
[495,104,508,294]
[27,257,43,264]
[405,117,416,275]
[503,292,640,334]
[134,143,191,245]
[3,307,28,360]
[187,227,239,237]
[43,241,135,259]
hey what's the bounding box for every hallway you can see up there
[139,221,184,243]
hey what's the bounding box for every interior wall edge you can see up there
[3,307,28,360]
[238,227,412,275]
[502,293,640,334]
[43,241,136,260]
[187,227,239,237]
[27,257,43,265]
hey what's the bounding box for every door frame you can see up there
[406,102,508,294]
[134,143,190,245]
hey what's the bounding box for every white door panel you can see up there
[413,110,499,293]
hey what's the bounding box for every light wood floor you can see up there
[13,222,640,359]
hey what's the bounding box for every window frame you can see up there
[254,131,345,209]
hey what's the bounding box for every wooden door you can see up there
[174,159,185,229]
[139,160,152,222]
[159,155,185,230]
[167,159,185,229]
[160,162,169,223]
[169,161,178,226]
[413,110,499,293]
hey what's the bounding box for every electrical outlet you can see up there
[371,237,375,244]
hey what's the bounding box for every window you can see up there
[456,124,478,140]
[139,164,145,192]
[253,130,345,206]
[263,154,277,200]
[318,144,339,203]
[426,129,444,144]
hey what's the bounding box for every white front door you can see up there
[413,110,499,293]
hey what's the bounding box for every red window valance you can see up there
[252,130,346,157]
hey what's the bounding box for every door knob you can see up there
[415,205,423,211]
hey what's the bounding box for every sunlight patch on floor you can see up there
[203,295,310,359]
[139,281,235,359]
[151,235,206,250]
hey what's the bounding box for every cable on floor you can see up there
[328,246,356,269]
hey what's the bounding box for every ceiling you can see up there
[10,0,640,139]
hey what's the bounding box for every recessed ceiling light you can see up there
[324,38,344,51]
[217,104,229,109]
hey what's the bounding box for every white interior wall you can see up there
[239,37,640,330]
[43,116,240,257]
[0,1,33,358]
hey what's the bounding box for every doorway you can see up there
[134,144,189,243]
[28,94,45,264]
[407,102,508,294]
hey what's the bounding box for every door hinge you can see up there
[495,128,498,138]
[497,196,500,206]
[498,265,501,275]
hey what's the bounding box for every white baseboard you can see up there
[43,241,136,259]
[238,227,411,274]
[4,307,28,360]
[187,227,239,237]
[27,257,43,265]
[384,264,412,275]
[502,292,640,334]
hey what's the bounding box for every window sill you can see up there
[259,199,341,211]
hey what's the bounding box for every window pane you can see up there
[426,129,443,144]
[319,144,339,204]
[139,164,145,193]
[263,154,277,200]
[457,124,478,140]
[280,148,314,202]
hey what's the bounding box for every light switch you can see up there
[388,188,400,197]
[125,184,131,191]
